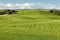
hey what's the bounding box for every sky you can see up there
[0,0,60,9]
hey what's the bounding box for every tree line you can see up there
[0,9,17,15]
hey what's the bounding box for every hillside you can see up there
[0,10,60,40]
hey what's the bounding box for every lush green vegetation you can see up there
[0,10,60,40]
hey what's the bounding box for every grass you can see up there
[0,10,60,40]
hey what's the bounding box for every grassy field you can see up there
[0,10,60,40]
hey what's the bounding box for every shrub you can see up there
[0,12,4,15]
[12,10,17,12]
[50,10,53,13]
[56,11,60,15]
[4,9,17,14]
[0,10,17,15]
[8,12,12,14]
[50,9,60,15]
[54,10,60,15]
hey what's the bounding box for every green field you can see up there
[0,10,60,40]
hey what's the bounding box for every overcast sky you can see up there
[0,0,60,9]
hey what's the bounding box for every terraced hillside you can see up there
[0,10,60,40]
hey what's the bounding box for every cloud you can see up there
[19,3,32,9]
[6,4,12,7]
[0,3,60,9]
